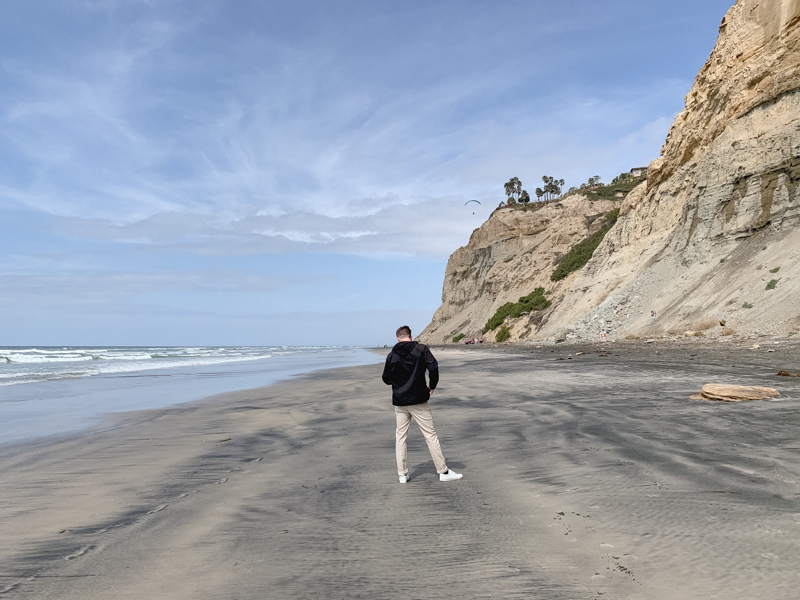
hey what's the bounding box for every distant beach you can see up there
[0,341,798,599]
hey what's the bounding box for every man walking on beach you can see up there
[382,325,462,484]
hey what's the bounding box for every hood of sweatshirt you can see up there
[391,341,418,358]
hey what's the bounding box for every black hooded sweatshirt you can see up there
[382,341,439,406]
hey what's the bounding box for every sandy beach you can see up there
[1,341,799,599]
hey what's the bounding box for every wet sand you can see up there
[1,341,799,599]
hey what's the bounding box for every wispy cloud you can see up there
[48,196,492,258]
[0,0,734,343]
[0,1,715,245]
[0,269,335,305]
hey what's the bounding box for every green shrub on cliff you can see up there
[583,177,643,200]
[482,287,551,333]
[452,333,466,343]
[551,208,619,282]
[496,325,511,342]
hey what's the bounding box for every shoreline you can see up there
[1,346,798,599]
[0,346,382,448]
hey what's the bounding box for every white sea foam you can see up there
[0,346,331,387]
[0,346,380,446]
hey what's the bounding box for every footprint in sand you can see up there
[757,525,784,535]
[65,545,95,560]
[613,554,638,568]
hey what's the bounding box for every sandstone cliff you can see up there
[421,0,800,345]
[419,197,618,343]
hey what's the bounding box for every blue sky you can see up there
[0,0,734,346]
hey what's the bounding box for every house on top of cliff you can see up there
[630,166,648,178]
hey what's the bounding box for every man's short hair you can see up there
[396,325,412,339]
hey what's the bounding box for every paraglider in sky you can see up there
[465,199,480,214]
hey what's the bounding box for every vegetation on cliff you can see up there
[550,208,620,281]
[482,287,551,333]
[584,174,644,200]
[535,175,565,201]
[495,325,511,342]
[503,175,564,205]
[501,171,644,213]
[564,172,645,200]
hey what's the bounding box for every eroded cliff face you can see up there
[421,0,800,345]
[648,0,800,189]
[419,196,617,344]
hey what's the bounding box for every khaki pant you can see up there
[394,402,447,475]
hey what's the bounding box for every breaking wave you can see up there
[0,346,332,387]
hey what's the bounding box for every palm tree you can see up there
[504,177,522,202]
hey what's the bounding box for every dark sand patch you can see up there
[0,343,798,599]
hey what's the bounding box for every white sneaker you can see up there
[439,469,463,482]
[399,474,409,483]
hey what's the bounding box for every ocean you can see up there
[0,346,382,446]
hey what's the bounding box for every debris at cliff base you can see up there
[690,384,780,402]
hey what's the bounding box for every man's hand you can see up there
[428,388,434,396]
